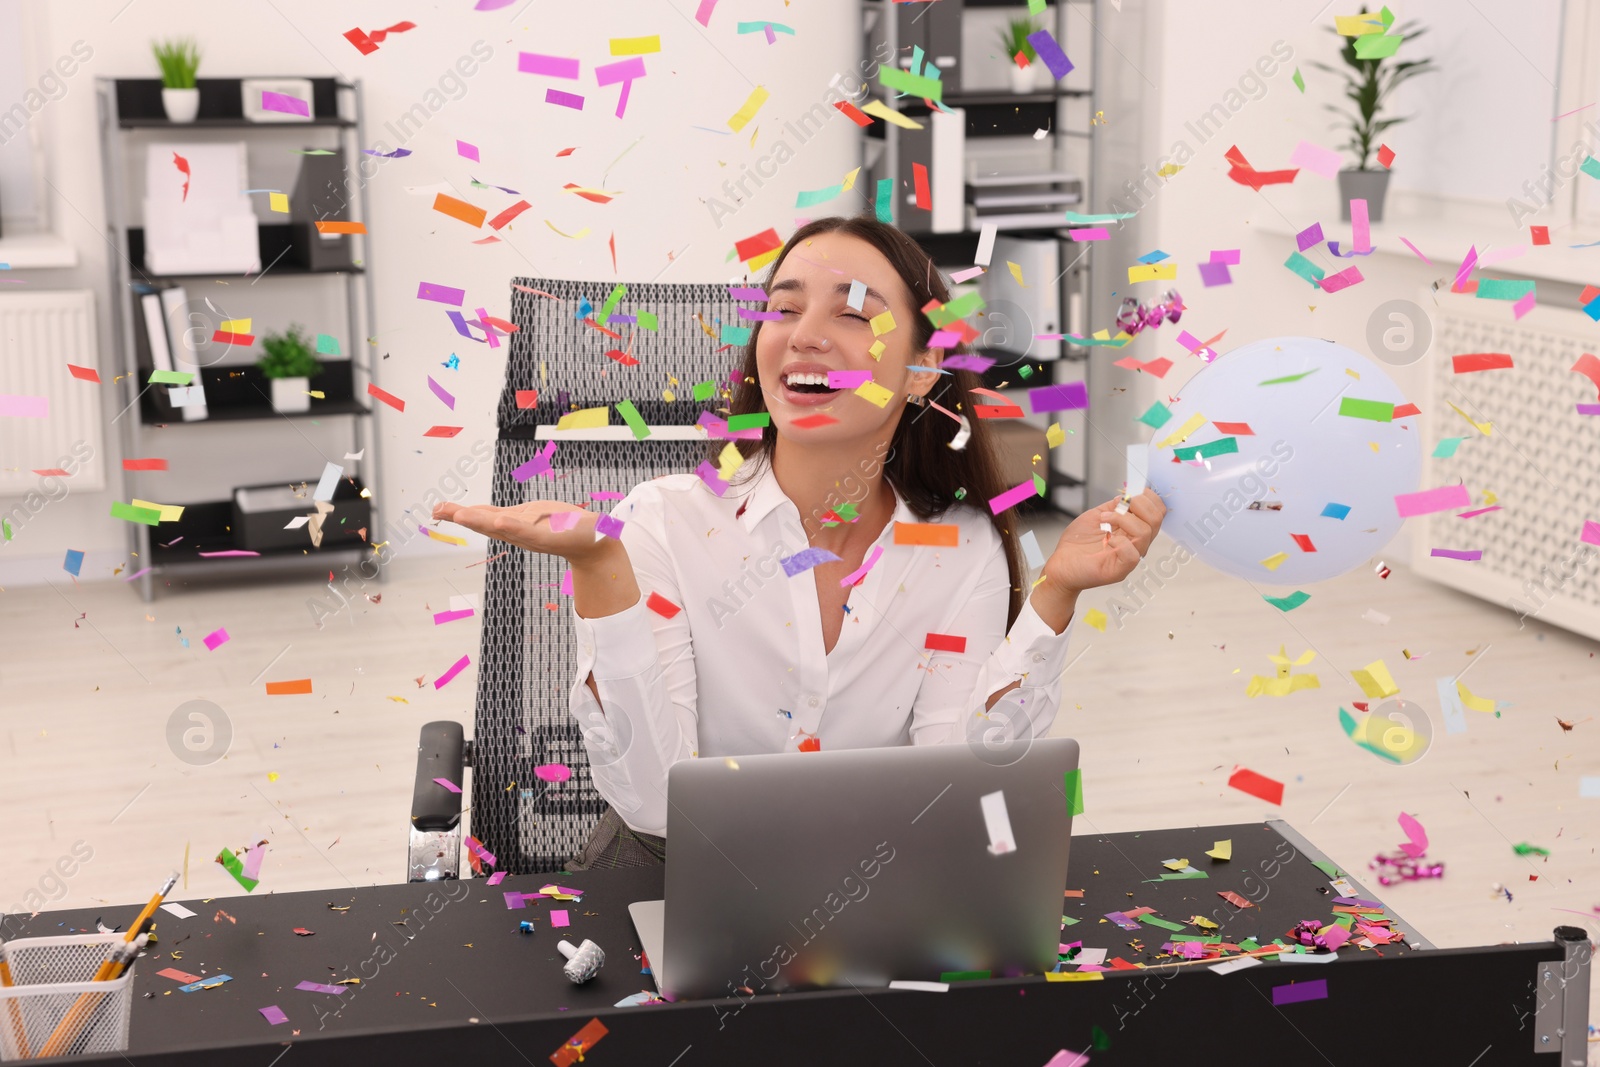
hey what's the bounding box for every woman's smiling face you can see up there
[755,232,939,445]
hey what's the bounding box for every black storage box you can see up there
[231,477,372,552]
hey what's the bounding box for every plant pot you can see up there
[1009,65,1035,95]
[270,377,310,413]
[1338,168,1391,222]
[162,87,200,123]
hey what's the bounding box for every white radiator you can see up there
[1416,290,1600,640]
[0,290,104,496]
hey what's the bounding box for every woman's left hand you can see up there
[1040,487,1166,597]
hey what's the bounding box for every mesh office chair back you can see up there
[471,277,746,873]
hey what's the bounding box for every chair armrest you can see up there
[412,720,467,831]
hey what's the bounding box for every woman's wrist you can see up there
[1029,574,1079,634]
[570,538,641,620]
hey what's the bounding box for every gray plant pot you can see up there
[1338,169,1391,222]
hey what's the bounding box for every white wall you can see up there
[1,0,862,583]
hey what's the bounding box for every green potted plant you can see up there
[257,325,324,413]
[1311,7,1434,221]
[998,17,1041,95]
[152,38,202,123]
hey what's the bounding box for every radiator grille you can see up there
[0,291,104,496]
[1418,292,1600,639]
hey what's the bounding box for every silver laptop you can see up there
[629,738,1078,1000]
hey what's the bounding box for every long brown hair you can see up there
[726,214,1027,626]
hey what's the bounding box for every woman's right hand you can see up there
[431,500,614,565]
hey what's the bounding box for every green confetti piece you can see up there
[1292,67,1305,93]
[1259,368,1319,385]
[1353,32,1401,59]
[1138,400,1172,429]
[1263,590,1311,612]
[1380,4,1395,27]
[1138,914,1186,932]
[1513,842,1550,856]
[315,333,341,356]
[795,182,846,209]
[692,380,716,402]
[1061,915,1080,926]
[875,177,893,223]
[878,66,943,102]
[1432,436,1463,458]
[1334,914,1355,930]
[1173,436,1238,461]
[1339,397,1395,422]
[834,502,859,522]
[941,290,986,321]
[1027,0,1047,13]
[939,969,991,982]
[1475,278,1535,301]
[216,847,259,892]
[1063,768,1084,816]
[1582,156,1600,180]
[1018,365,1034,379]
[1311,859,1342,877]
[1091,1024,1111,1051]
[720,324,752,346]
[149,369,194,386]
[595,283,626,327]
[1,518,11,541]
[1283,251,1326,287]
[111,501,162,525]
[726,412,770,431]
[615,398,650,440]
[1238,939,1260,952]
[1064,211,1137,224]
[637,310,659,331]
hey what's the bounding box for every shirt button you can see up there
[1031,652,1047,663]
[807,697,819,708]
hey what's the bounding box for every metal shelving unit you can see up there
[861,0,1099,514]
[94,77,383,600]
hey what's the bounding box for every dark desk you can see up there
[32,821,1588,1065]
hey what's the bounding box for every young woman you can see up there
[434,215,1165,868]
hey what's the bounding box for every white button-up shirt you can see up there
[570,463,1074,836]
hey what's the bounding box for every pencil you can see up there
[37,872,177,1058]
[0,949,31,1059]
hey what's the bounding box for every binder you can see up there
[158,286,208,420]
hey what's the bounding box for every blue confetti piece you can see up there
[179,974,233,993]
[63,549,84,576]
[1136,250,1170,264]
[1320,502,1351,520]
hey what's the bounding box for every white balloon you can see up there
[1145,336,1422,585]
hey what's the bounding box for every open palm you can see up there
[432,500,606,563]
[1041,489,1165,593]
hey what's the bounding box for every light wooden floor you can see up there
[2,531,1596,1043]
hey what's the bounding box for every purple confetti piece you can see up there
[260,90,310,117]
[295,981,346,995]
[1025,29,1074,79]
[446,309,483,341]
[594,513,625,539]
[943,354,995,373]
[1028,381,1089,414]
[1331,896,1383,908]
[927,329,961,348]
[737,307,784,321]
[486,871,507,885]
[1271,978,1328,1006]
[728,286,767,300]
[241,843,266,881]
[364,147,413,158]
[546,88,585,110]
[696,461,729,497]
[260,1005,289,1025]
[1430,548,1483,561]
[518,52,580,78]
[1197,261,1232,286]
[1295,223,1324,251]
[428,375,457,410]
[779,547,842,577]
[1104,911,1140,930]
[418,281,466,306]
[1578,403,1600,415]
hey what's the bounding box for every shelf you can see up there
[119,116,355,130]
[147,400,371,426]
[112,77,350,127]
[941,88,1090,106]
[0,232,79,269]
[147,497,371,567]
[137,359,366,426]
[127,226,363,281]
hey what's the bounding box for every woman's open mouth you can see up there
[780,371,841,406]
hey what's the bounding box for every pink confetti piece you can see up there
[433,777,462,793]
[594,513,625,539]
[827,369,873,389]
[1289,139,1342,179]
[1398,236,1431,264]
[465,836,497,866]
[589,491,625,501]
[988,477,1042,515]
[695,0,718,25]
[839,544,884,588]
[456,140,480,162]
[242,843,266,881]
[949,266,986,283]
[433,608,475,624]
[260,90,310,118]
[124,567,152,582]
[0,394,49,418]
[202,627,230,651]
[1396,484,1471,518]
[1583,520,1600,546]
[518,52,580,78]
[433,654,471,689]
[1453,246,1478,291]
[1512,291,1536,319]
[695,460,729,497]
[295,981,345,995]
[1209,248,1241,264]
[547,511,582,532]
[1397,811,1429,858]
[428,375,457,409]
[551,909,571,928]
[418,281,466,306]
[546,88,585,110]
[1350,198,1371,253]
[486,871,507,885]
[1068,227,1108,241]
[535,763,573,782]
[260,1005,289,1025]
[1319,266,1364,293]
[199,550,261,557]
[1456,505,1502,519]
[926,329,961,348]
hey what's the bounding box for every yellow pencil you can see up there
[0,951,31,1059]
[38,872,177,1058]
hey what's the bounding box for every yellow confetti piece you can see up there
[1007,261,1026,287]
[717,441,744,479]
[840,166,861,191]
[1260,552,1289,571]
[748,247,781,272]
[544,219,592,240]
[855,380,894,407]
[1127,262,1177,283]
[1163,857,1190,871]
[728,85,770,132]
[609,35,661,54]
[386,696,409,703]
[1046,971,1104,982]
[1155,163,1183,178]
[562,185,622,199]
[267,772,280,783]
[1083,608,1107,632]
[556,406,609,430]
[424,528,467,546]
[868,340,885,361]
[1155,413,1207,450]
[268,191,289,213]
[870,309,897,336]
[1345,368,1362,378]
[219,318,251,333]
[1483,490,1498,505]
[1447,400,1492,436]
[1457,680,1496,713]
[1351,659,1400,699]
[131,499,185,522]
[859,98,924,129]
[1204,840,1231,861]
[308,390,326,399]
[1046,423,1065,448]
[662,388,676,401]
[1335,13,1385,35]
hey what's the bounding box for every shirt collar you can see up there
[731,458,916,533]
